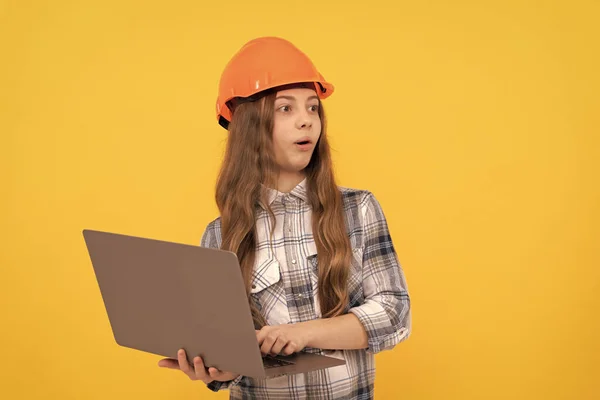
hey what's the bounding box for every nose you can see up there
[295,109,313,130]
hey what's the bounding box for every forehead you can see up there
[275,87,318,99]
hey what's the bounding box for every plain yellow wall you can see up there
[1,1,598,399]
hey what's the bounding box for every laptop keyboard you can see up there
[263,356,296,369]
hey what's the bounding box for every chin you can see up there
[295,161,311,171]
[282,163,309,174]
[286,159,310,171]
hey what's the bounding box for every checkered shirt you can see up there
[201,179,411,399]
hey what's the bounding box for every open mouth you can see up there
[295,137,312,146]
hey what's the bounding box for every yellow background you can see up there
[1,0,598,399]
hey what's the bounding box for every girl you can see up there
[158,36,411,399]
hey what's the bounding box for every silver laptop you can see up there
[82,229,346,379]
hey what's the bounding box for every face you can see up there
[271,87,322,174]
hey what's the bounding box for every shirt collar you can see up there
[261,177,308,208]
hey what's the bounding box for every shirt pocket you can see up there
[307,247,364,315]
[250,255,290,326]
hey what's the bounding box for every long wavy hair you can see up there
[215,86,352,328]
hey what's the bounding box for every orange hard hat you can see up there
[216,37,334,129]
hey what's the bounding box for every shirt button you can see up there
[291,259,297,264]
[298,294,303,298]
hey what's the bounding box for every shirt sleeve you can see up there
[200,221,250,392]
[200,221,219,249]
[348,192,412,354]
[206,375,246,392]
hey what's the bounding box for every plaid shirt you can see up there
[200,179,411,399]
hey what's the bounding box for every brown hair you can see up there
[215,88,352,328]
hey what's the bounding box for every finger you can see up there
[281,342,296,356]
[270,336,287,356]
[260,333,277,355]
[208,367,222,379]
[256,326,270,345]
[158,359,180,369]
[193,357,211,382]
[209,367,236,382]
[177,349,193,376]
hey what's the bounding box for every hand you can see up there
[256,324,309,356]
[158,349,239,383]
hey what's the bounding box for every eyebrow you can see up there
[275,95,319,101]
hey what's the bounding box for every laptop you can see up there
[82,229,346,379]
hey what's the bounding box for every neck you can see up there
[276,170,306,193]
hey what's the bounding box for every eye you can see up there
[277,105,291,112]
[308,104,319,112]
